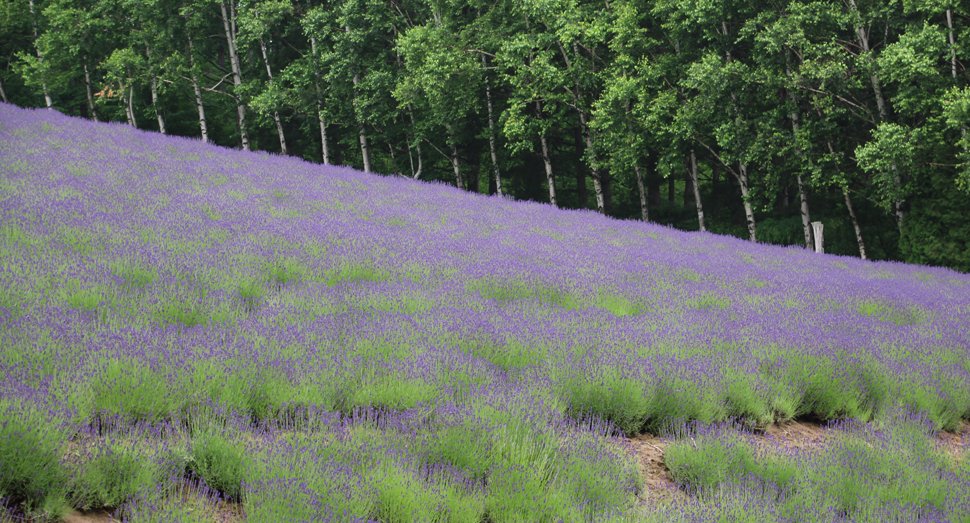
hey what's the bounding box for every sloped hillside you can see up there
[1,104,968,522]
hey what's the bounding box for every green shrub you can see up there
[0,405,69,518]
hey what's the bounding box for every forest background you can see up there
[2,0,969,272]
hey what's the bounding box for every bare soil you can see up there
[629,419,970,507]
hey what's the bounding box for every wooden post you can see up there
[812,221,824,253]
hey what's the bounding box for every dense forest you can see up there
[2,0,969,270]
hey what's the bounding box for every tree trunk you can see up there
[689,149,706,232]
[149,68,166,134]
[483,55,503,195]
[536,101,557,206]
[309,35,329,164]
[684,157,695,208]
[540,134,557,207]
[444,122,463,188]
[575,112,604,212]
[739,162,757,241]
[83,57,98,121]
[187,35,209,143]
[220,0,250,150]
[121,84,133,126]
[557,41,604,213]
[574,128,587,207]
[634,163,648,221]
[28,0,53,109]
[407,104,422,178]
[785,57,812,248]
[80,55,98,122]
[826,140,868,259]
[0,76,7,103]
[843,186,867,260]
[387,142,400,175]
[259,37,287,155]
[947,8,968,155]
[847,0,903,230]
[345,26,371,172]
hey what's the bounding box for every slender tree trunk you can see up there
[309,35,329,164]
[149,67,166,134]
[847,0,903,230]
[83,57,98,121]
[444,122,464,188]
[634,163,648,221]
[186,35,209,143]
[577,114,604,212]
[784,55,813,248]
[843,186,867,260]
[738,162,757,241]
[127,84,137,127]
[407,104,422,178]
[28,0,53,109]
[947,8,968,154]
[387,142,400,175]
[259,37,287,155]
[826,140,868,259]
[689,149,706,232]
[357,120,371,173]
[220,0,250,150]
[537,101,557,206]
[684,155,695,207]
[483,55,503,195]
[345,26,371,172]
[0,77,7,103]
[574,128,587,207]
[556,40,604,212]
[121,83,134,126]
[718,21,758,241]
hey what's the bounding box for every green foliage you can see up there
[0,404,69,518]
[70,442,160,510]
[470,278,577,309]
[188,432,249,501]
[325,262,390,287]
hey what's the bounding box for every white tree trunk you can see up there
[186,36,209,143]
[444,122,464,188]
[843,186,867,259]
[309,35,330,164]
[220,0,250,150]
[540,132,557,206]
[259,37,287,155]
[739,163,757,242]
[785,57,813,249]
[947,8,968,155]
[0,76,7,103]
[28,0,53,109]
[634,163,648,222]
[345,26,371,172]
[149,66,166,134]
[689,149,706,232]
[83,58,98,121]
[483,55,503,195]
[407,104,422,178]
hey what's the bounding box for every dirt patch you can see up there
[63,510,116,523]
[627,433,687,506]
[936,419,969,462]
[761,420,838,454]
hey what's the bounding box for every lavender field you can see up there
[1,103,969,522]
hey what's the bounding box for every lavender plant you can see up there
[1,104,969,520]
